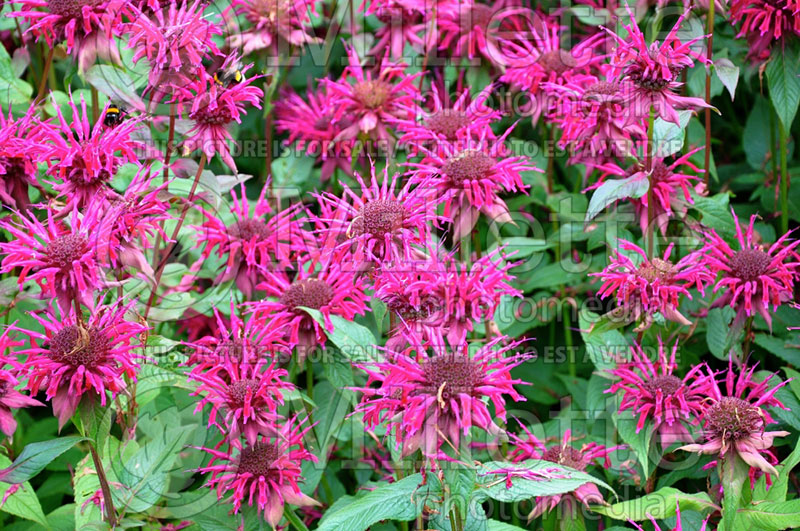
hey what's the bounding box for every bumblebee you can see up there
[103,103,126,127]
[213,67,244,87]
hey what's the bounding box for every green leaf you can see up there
[754,435,800,502]
[585,175,649,224]
[738,500,800,530]
[79,402,114,459]
[0,436,88,484]
[707,307,735,359]
[474,460,613,503]
[653,110,692,157]
[0,43,33,107]
[612,407,654,480]
[487,522,529,531]
[316,474,433,531]
[743,97,775,170]
[714,58,740,101]
[692,193,735,244]
[720,455,749,531]
[111,426,193,513]
[767,42,800,130]
[591,487,717,520]
[753,335,800,365]
[84,64,145,112]
[299,308,377,362]
[0,455,47,527]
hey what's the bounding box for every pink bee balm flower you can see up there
[407,126,536,240]
[374,246,521,348]
[324,46,420,143]
[38,94,143,211]
[179,57,263,172]
[589,148,704,235]
[679,360,791,477]
[0,207,104,312]
[189,334,293,446]
[10,0,129,71]
[193,183,306,299]
[395,84,501,150]
[249,264,369,355]
[730,0,800,63]
[606,337,711,449]
[126,0,223,106]
[313,165,441,267]
[703,210,800,330]
[228,0,319,54]
[592,239,713,331]
[0,328,44,437]
[369,0,429,59]
[0,105,44,212]
[356,337,529,458]
[17,302,146,428]
[605,8,712,125]
[92,168,170,282]
[509,428,620,519]
[197,416,319,527]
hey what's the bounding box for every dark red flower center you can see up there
[47,0,99,19]
[280,278,334,310]
[585,81,619,96]
[637,258,675,283]
[385,296,439,322]
[426,110,471,139]
[650,160,671,183]
[542,445,587,471]
[641,374,682,396]
[228,219,270,241]
[236,441,281,477]
[536,50,577,75]
[353,80,392,110]
[706,397,763,442]
[350,199,405,237]
[47,325,110,368]
[193,102,235,126]
[45,233,89,272]
[443,150,495,183]
[227,378,260,405]
[66,153,116,186]
[422,355,480,403]
[729,249,771,282]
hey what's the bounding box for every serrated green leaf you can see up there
[0,436,88,484]
[0,456,47,527]
[767,43,800,130]
[738,500,800,530]
[585,175,649,224]
[298,307,377,362]
[714,58,740,101]
[591,487,717,520]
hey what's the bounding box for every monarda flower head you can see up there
[680,359,791,477]
[178,57,263,172]
[606,337,711,449]
[589,149,704,236]
[92,167,170,283]
[189,330,293,446]
[592,239,713,331]
[0,207,104,313]
[17,301,146,428]
[11,0,130,71]
[274,83,352,181]
[509,428,620,519]
[0,328,44,437]
[605,7,712,125]
[324,46,420,143]
[703,210,800,330]
[407,126,536,240]
[0,105,44,211]
[38,94,143,211]
[374,246,521,348]
[395,84,501,151]
[227,0,319,54]
[249,263,369,355]
[126,0,223,107]
[197,416,319,527]
[368,0,429,60]
[356,337,529,458]
[730,0,800,63]
[313,165,441,267]
[193,183,306,299]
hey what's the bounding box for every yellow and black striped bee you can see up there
[213,66,245,87]
[103,103,126,127]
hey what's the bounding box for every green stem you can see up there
[703,0,715,187]
[91,86,99,124]
[563,302,574,377]
[34,46,55,104]
[306,356,314,401]
[720,453,748,531]
[646,107,656,259]
[779,119,789,234]
[284,506,310,531]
